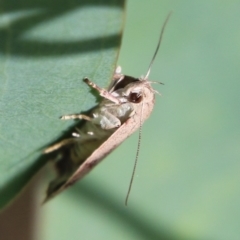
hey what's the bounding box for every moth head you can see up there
[122,80,155,105]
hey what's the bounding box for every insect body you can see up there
[44,70,155,201]
[44,13,171,203]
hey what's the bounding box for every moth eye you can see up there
[129,92,143,103]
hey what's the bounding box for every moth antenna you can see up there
[148,81,164,85]
[125,13,171,205]
[144,12,172,80]
[125,100,144,206]
[153,89,162,97]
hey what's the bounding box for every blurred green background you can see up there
[0,0,240,240]
[38,1,240,240]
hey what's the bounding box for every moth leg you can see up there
[62,111,121,129]
[113,67,124,82]
[83,77,121,104]
[61,114,92,121]
[44,138,77,153]
[115,66,122,74]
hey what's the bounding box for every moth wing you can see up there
[44,83,155,202]
[45,117,139,202]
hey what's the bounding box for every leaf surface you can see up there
[0,0,125,209]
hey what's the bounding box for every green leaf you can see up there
[0,0,125,209]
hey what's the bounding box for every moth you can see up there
[44,13,171,204]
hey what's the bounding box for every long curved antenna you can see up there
[125,12,172,206]
[125,100,144,206]
[144,12,172,80]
